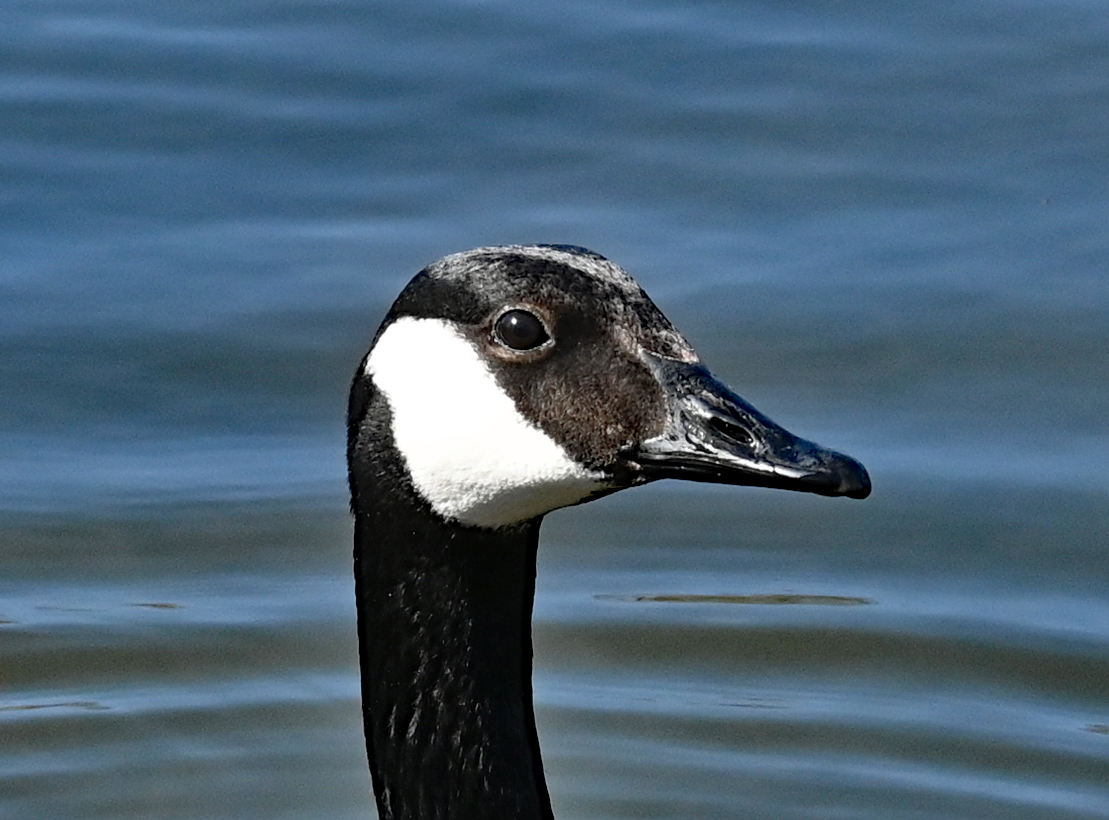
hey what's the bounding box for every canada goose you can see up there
[347,244,870,820]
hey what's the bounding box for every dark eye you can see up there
[494,309,550,351]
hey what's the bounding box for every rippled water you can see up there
[2,0,1108,818]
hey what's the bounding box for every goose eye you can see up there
[494,309,550,351]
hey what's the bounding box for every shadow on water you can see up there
[604,594,874,605]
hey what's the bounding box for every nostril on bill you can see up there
[706,414,755,449]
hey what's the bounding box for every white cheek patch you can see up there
[366,317,610,529]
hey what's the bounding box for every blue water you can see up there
[2,1,1108,818]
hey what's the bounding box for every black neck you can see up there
[352,496,553,820]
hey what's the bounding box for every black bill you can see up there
[622,353,871,499]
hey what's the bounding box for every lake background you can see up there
[2,1,1108,818]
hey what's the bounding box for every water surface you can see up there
[2,1,1108,818]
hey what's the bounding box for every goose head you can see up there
[349,243,868,529]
